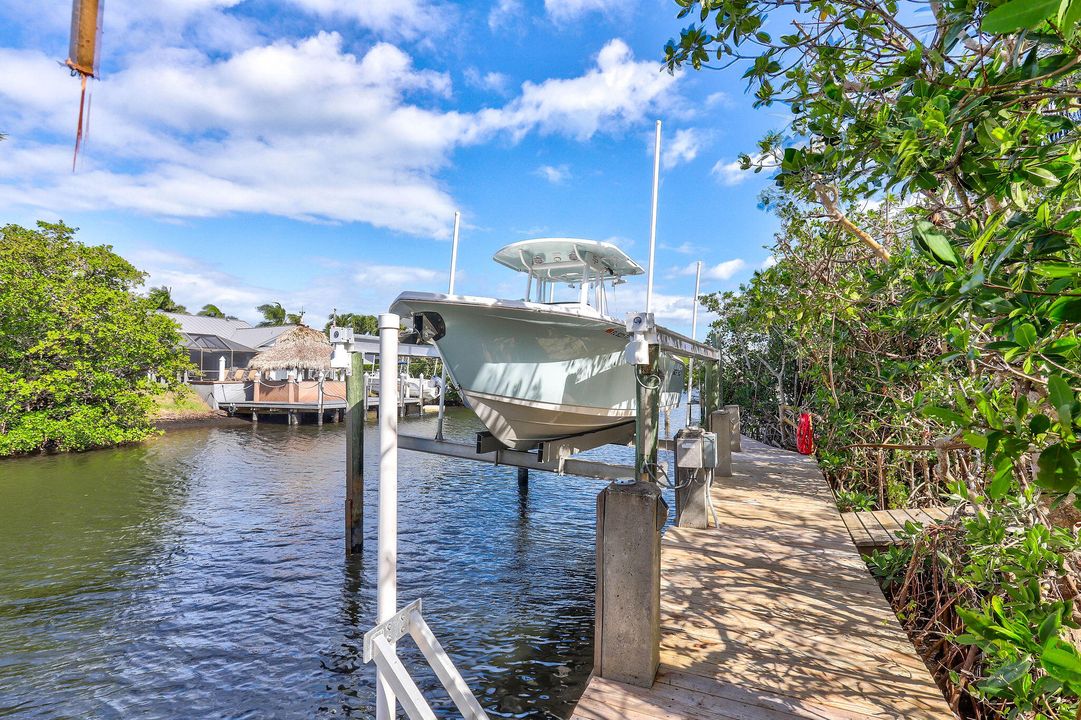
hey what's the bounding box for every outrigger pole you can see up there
[687,260,702,427]
[435,211,461,442]
[645,120,661,314]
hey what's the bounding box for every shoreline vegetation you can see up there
[666,0,1081,714]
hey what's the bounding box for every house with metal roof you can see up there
[163,312,296,380]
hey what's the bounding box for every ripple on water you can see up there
[0,409,678,719]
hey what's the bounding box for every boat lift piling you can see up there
[345,351,365,557]
[376,313,399,720]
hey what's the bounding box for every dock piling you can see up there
[346,351,365,557]
[595,481,665,687]
[710,409,732,478]
[517,466,528,490]
[376,314,400,720]
[724,404,741,451]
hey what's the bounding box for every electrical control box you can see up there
[624,312,656,334]
[328,326,354,343]
[675,428,718,468]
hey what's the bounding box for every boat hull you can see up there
[391,293,682,450]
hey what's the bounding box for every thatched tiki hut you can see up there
[249,325,332,404]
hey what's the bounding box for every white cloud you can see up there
[544,0,608,21]
[681,259,746,280]
[482,40,677,141]
[661,241,698,254]
[662,128,701,169]
[129,246,448,324]
[536,164,571,183]
[604,285,715,328]
[705,91,732,108]
[464,68,511,94]
[711,159,748,186]
[761,255,777,269]
[284,0,449,38]
[488,0,523,30]
[0,36,681,238]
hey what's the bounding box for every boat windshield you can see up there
[492,238,643,315]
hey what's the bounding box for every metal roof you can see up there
[234,326,295,349]
[163,312,295,352]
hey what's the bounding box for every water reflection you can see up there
[0,409,671,719]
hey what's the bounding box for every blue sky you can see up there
[0,0,783,335]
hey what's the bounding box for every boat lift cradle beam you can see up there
[398,433,635,482]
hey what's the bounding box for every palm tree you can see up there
[197,304,225,318]
[147,286,187,313]
[286,309,305,325]
[325,311,378,336]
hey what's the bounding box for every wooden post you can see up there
[345,352,365,556]
[251,411,258,425]
[634,345,661,484]
[317,374,325,426]
[517,466,529,490]
[703,361,721,423]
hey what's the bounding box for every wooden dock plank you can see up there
[572,438,955,720]
[841,506,956,551]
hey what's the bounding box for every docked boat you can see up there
[390,238,684,451]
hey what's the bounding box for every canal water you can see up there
[0,408,677,719]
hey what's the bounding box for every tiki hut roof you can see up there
[248,325,331,373]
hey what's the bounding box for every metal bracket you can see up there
[537,421,635,465]
[364,598,422,663]
[476,431,510,455]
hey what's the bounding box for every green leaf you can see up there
[1014,323,1038,348]
[1048,297,1081,323]
[982,0,1061,33]
[1024,165,1061,187]
[1030,414,1052,435]
[1048,374,1075,427]
[1041,639,1081,687]
[914,221,960,266]
[1037,443,1079,493]
[1039,610,1062,644]
[989,467,1011,499]
[1033,263,1080,278]
[924,405,968,426]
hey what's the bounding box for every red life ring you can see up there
[796,412,815,455]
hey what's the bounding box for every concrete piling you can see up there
[595,481,666,687]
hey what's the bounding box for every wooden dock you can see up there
[841,507,954,552]
[572,438,954,720]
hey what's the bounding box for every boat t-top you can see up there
[391,238,684,451]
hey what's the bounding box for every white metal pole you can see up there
[448,211,460,295]
[646,119,661,314]
[436,211,461,441]
[376,313,399,720]
[687,260,701,427]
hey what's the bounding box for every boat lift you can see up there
[333,308,721,720]
[336,121,729,719]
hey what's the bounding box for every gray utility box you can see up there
[675,428,718,468]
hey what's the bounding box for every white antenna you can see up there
[436,211,460,442]
[687,260,701,426]
[646,119,661,314]
[448,211,461,295]
[691,260,701,340]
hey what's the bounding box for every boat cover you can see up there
[492,238,644,282]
